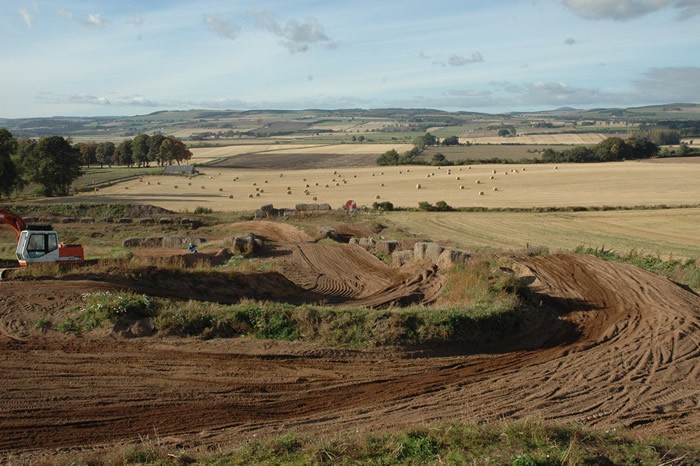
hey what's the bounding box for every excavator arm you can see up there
[0,208,27,240]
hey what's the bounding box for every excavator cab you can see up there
[17,227,59,262]
[1,208,84,267]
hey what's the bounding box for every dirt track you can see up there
[1,252,699,458]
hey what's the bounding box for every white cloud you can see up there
[448,52,484,66]
[18,3,38,27]
[57,9,108,28]
[203,15,240,40]
[562,0,700,21]
[249,8,335,53]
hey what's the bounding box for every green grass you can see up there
[50,420,700,465]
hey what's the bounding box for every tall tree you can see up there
[132,134,151,167]
[166,136,192,165]
[116,139,134,167]
[21,136,83,196]
[0,128,19,198]
[76,142,98,167]
[96,141,116,167]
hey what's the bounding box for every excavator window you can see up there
[26,233,58,258]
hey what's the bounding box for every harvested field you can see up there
[387,207,700,259]
[190,143,412,164]
[462,133,610,145]
[1,250,699,459]
[72,160,700,212]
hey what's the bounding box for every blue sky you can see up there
[1,0,699,118]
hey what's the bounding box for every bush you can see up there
[194,206,213,214]
[372,201,394,211]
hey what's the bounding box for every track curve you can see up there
[0,253,698,457]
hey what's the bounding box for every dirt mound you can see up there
[228,220,313,243]
[1,253,699,458]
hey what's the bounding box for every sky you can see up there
[1,0,699,118]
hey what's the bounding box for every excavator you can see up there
[0,207,84,267]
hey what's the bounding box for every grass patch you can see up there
[48,420,700,465]
[576,246,700,291]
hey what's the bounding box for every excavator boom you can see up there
[0,208,27,239]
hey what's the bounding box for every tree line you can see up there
[0,129,192,198]
[377,132,662,166]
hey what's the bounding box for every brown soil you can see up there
[1,250,699,459]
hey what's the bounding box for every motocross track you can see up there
[1,250,699,457]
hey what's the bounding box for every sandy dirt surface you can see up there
[71,160,700,212]
[1,245,699,459]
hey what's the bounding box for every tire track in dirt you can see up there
[1,253,699,457]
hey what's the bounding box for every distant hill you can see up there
[1,104,698,140]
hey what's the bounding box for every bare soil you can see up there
[1,225,699,459]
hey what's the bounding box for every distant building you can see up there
[163,165,198,176]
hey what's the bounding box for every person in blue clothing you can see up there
[187,242,197,254]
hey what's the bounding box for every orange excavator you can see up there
[0,207,84,266]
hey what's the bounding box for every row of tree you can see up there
[541,136,659,163]
[377,134,661,167]
[0,129,192,198]
[76,133,192,168]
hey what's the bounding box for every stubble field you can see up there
[75,159,700,213]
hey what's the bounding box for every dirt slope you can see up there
[0,253,699,458]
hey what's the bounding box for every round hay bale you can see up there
[174,185,178,189]
[468,166,472,170]
[375,195,381,199]
[256,187,260,192]
[407,169,410,172]
[229,195,233,199]
[315,182,319,186]
[188,182,191,186]
[264,180,268,183]
[493,187,498,191]
[125,186,128,190]
[325,184,329,188]
[303,178,307,181]
[280,173,284,177]
[336,183,340,186]
[253,182,257,186]
[475,180,481,184]
[380,183,384,187]
[147,181,151,185]
[455,176,460,180]
[248,193,254,198]
[333,170,337,175]
[372,173,375,176]
[353,175,357,178]
[208,176,212,179]
[201,186,205,189]
[416,184,421,189]
[218,188,223,192]
[305,184,310,188]
[478,191,484,195]
[255,192,261,197]
[459,185,465,189]
[157,181,160,185]
[287,190,292,195]
[139,178,143,182]
[259,189,264,193]
[492,170,497,174]
[490,175,495,179]
[313,196,318,201]
[554,166,558,170]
